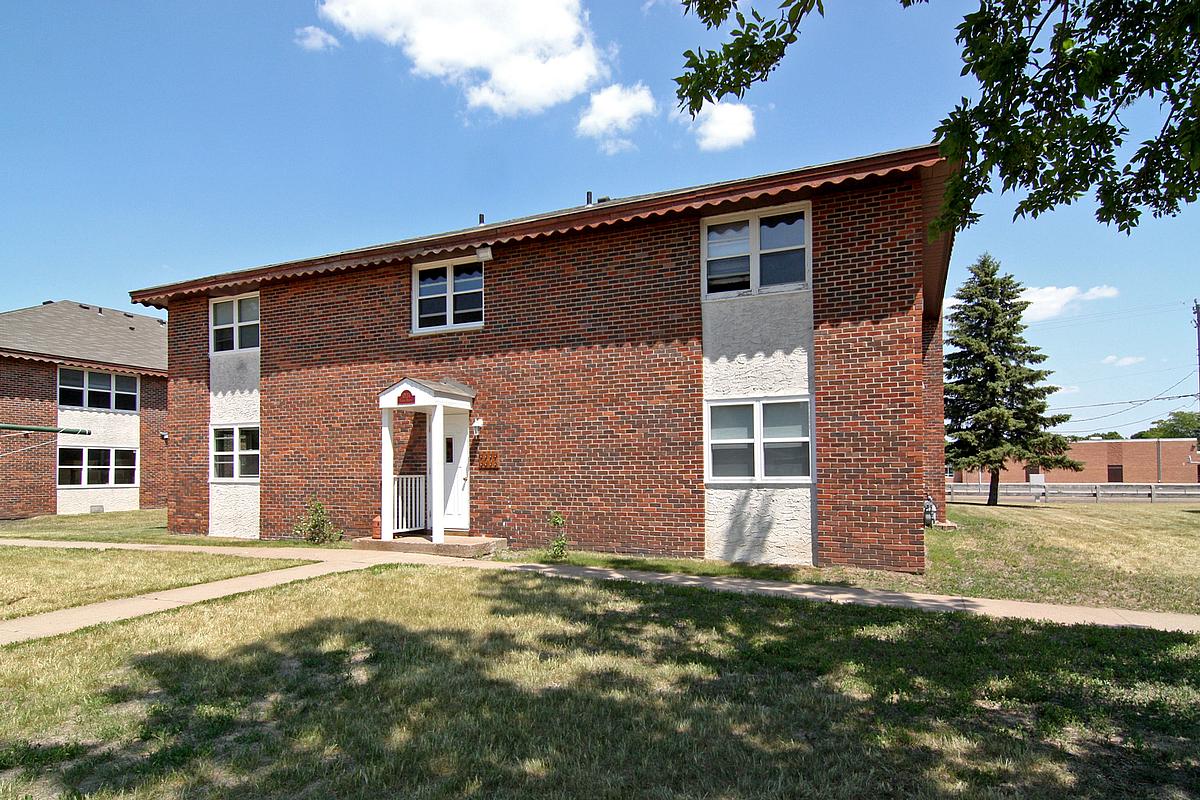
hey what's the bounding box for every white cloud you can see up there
[1020,284,1119,322]
[295,25,340,51]
[1052,385,1080,395]
[691,101,755,151]
[577,83,656,154]
[317,0,606,115]
[1102,355,1146,367]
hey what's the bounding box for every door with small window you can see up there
[443,412,470,529]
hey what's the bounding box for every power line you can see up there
[1057,401,1194,434]
[1064,362,1196,385]
[1025,301,1187,330]
[1051,391,1199,411]
[1057,372,1198,423]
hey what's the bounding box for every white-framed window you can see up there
[701,202,811,299]
[211,425,260,481]
[944,464,956,478]
[211,293,260,353]
[705,397,813,483]
[57,367,139,412]
[412,258,485,333]
[57,447,138,487]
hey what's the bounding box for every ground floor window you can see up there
[212,426,260,480]
[58,447,137,487]
[705,397,812,482]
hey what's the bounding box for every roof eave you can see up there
[130,144,946,309]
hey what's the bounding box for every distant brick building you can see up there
[0,301,168,518]
[953,438,1200,485]
[131,145,955,573]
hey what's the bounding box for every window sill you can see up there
[57,484,140,490]
[209,347,261,357]
[409,322,485,337]
[702,284,810,302]
[706,479,814,487]
[209,478,260,485]
[58,405,140,415]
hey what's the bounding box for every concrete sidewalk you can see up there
[2,538,1199,644]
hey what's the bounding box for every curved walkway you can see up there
[2,537,1199,646]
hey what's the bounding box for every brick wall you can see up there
[0,357,56,518]
[164,297,211,533]
[162,174,949,569]
[922,313,946,517]
[957,439,1200,484]
[257,215,707,554]
[810,180,928,573]
[139,375,169,508]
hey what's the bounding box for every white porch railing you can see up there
[394,475,427,532]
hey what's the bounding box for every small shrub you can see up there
[293,498,344,544]
[547,510,568,560]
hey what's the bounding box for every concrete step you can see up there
[351,534,507,559]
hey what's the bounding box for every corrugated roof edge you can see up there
[0,348,168,377]
[131,143,948,310]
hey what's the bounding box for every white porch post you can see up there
[428,404,445,543]
[381,408,394,541]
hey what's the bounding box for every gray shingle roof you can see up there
[0,301,167,372]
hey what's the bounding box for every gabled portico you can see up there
[378,377,476,544]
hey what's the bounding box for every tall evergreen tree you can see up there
[944,253,1081,505]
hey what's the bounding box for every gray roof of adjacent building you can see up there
[0,300,168,373]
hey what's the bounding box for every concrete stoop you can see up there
[351,534,507,559]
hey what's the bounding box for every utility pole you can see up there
[1194,299,1200,412]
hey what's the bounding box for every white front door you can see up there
[443,412,470,530]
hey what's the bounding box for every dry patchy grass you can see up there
[0,547,309,620]
[504,503,1200,614]
[0,566,1197,798]
[0,510,350,549]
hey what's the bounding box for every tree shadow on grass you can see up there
[2,571,1198,798]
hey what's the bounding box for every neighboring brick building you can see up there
[954,438,1200,485]
[0,301,168,518]
[131,145,955,572]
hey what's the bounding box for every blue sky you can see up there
[2,1,1197,435]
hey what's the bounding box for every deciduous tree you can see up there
[677,0,1200,232]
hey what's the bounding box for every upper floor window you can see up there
[413,260,484,333]
[211,294,260,352]
[702,203,810,298]
[58,368,138,412]
[706,397,812,483]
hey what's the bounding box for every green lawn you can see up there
[0,547,309,620]
[502,503,1200,614]
[1,565,1197,798]
[0,510,351,549]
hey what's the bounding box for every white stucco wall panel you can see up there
[57,487,140,515]
[702,291,812,399]
[705,486,813,565]
[702,289,816,564]
[209,483,260,538]
[210,351,260,424]
[57,408,140,449]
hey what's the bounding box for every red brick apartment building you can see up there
[0,301,168,518]
[953,438,1200,485]
[131,145,954,573]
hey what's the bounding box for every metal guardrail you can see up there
[949,482,1200,502]
[394,475,427,532]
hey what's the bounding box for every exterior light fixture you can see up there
[471,418,485,437]
[475,246,493,262]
